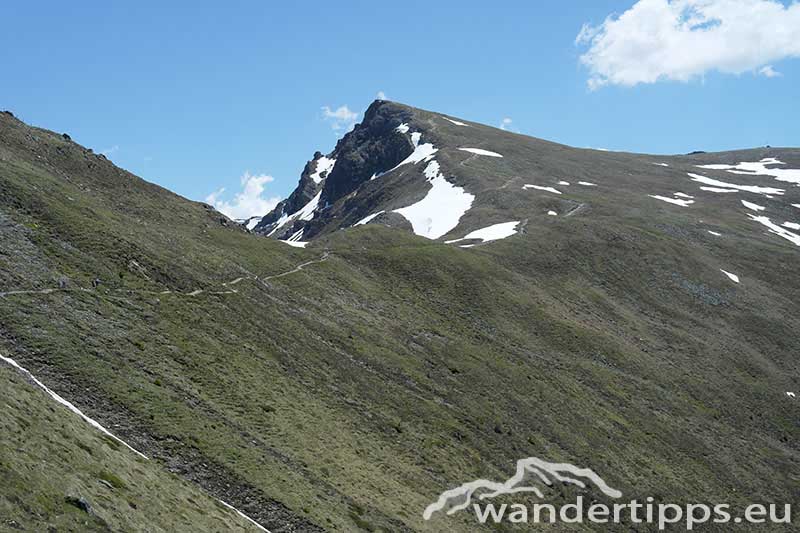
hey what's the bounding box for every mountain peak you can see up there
[252,103,800,253]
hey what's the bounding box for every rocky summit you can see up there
[1,103,799,532]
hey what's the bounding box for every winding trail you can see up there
[0,252,331,300]
[260,252,330,282]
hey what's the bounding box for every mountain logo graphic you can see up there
[423,456,622,520]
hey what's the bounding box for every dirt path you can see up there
[260,252,330,282]
[0,252,331,300]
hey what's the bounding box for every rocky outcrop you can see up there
[252,151,330,237]
[254,100,418,240]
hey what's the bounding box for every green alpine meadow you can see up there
[1,99,798,531]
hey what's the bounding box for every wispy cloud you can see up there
[376,90,387,100]
[321,105,359,131]
[499,117,514,131]
[577,0,800,89]
[759,65,782,78]
[205,172,281,220]
[100,145,119,157]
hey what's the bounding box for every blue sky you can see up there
[2,1,798,219]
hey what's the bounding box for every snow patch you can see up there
[747,214,800,246]
[699,187,738,193]
[458,148,504,158]
[395,123,410,134]
[445,221,520,244]
[558,181,571,186]
[741,200,765,212]
[720,269,739,283]
[673,192,694,199]
[268,211,291,236]
[355,211,385,226]
[281,240,308,248]
[393,161,474,239]
[310,156,336,184]
[523,184,562,195]
[268,191,323,236]
[688,173,784,195]
[649,195,694,207]
[782,221,800,230]
[391,134,437,169]
[652,162,669,167]
[697,158,800,186]
[547,210,557,216]
[442,117,467,126]
[708,230,722,236]
[787,392,797,398]
[577,181,597,186]
[297,192,321,221]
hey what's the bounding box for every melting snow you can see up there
[355,210,385,226]
[699,187,738,193]
[787,392,797,398]
[287,229,304,242]
[268,212,291,236]
[747,214,800,246]
[269,191,322,235]
[558,180,570,186]
[741,200,765,212]
[708,230,722,236]
[652,162,670,167]
[445,221,520,244]
[782,222,800,230]
[246,217,261,230]
[310,156,336,184]
[523,184,562,195]
[393,161,474,239]
[442,117,467,126]
[793,204,800,209]
[281,240,308,248]
[547,210,557,216]
[389,132,438,170]
[395,123,410,134]
[688,173,784,195]
[720,269,739,283]
[458,148,503,158]
[296,192,321,221]
[577,181,597,186]
[649,195,694,207]
[698,158,800,186]
[674,192,694,199]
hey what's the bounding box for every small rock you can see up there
[65,495,93,515]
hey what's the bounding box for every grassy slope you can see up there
[0,363,264,532]
[1,110,798,532]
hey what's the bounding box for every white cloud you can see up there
[759,64,782,77]
[499,117,514,130]
[577,0,800,89]
[205,172,281,220]
[376,90,387,100]
[321,104,359,131]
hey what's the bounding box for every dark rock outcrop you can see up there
[254,100,417,240]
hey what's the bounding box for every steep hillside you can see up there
[1,107,799,532]
[0,359,264,532]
